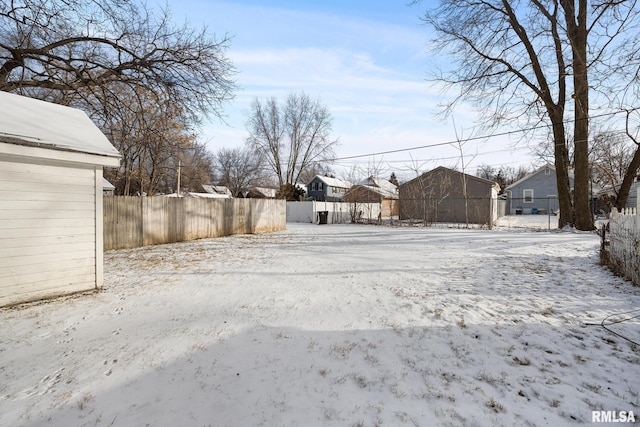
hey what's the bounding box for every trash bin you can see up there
[318,211,328,224]
[515,208,523,215]
[531,207,538,215]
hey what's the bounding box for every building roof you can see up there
[505,163,557,190]
[352,176,398,199]
[505,164,605,198]
[187,192,232,199]
[0,91,120,159]
[245,187,277,198]
[202,185,233,196]
[102,178,116,191]
[403,166,500,191]
[308,175,351,189]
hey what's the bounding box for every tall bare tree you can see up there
[246,92,338,190]
[1,0,236,194]
[214,146,267,197]
[174,143,216,195]
[476,164,530,194]
[414,0,640,230]
[1,0,236,122]
[615,110,640,209]
[101,89,213,196]
[591,132,634,193]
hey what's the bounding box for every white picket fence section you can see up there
[607,196,640,286]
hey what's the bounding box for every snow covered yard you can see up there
[1,220,639,426]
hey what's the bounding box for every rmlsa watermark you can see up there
[592,410,636,423]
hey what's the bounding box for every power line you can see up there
[332,146,532,165]
[329,108,636,162]
[333,140,454,161]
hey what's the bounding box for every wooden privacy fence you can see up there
[605,206,640,286]
[104,197,286,251]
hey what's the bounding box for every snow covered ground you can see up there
[1,217,639,426]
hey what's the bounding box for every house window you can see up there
[545,167,551,175]
[523,189,534,203]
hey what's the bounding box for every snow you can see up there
[1,217,639,426]
[0,91,120,158]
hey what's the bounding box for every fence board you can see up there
[104,197,285,251]
[605,187,640,286]
[103,196,143,250]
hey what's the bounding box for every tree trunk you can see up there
[550,111,573,228]
[566,0,594,230]
[616,147,640,209]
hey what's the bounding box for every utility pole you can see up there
[176,160,181,196]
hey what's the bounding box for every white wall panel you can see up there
[0,157,98,306]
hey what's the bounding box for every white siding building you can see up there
[0,92,120,306]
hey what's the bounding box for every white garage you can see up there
[0,92,120,306]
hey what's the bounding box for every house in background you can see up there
[399,166,500,226]
[596,178,640,212]
[306,175,351,201]
[344,176,399,220]
[244,187,277,199]
[618,179,640,210]
[628,180,640,209]
[103,178,116,196]
[505,163,571,215]
[0,91,120,307]
[201,185,233,198]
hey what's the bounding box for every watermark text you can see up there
[592,411,636,423]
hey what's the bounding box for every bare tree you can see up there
[414,0,640,230]
[616,110,640,209]
[476,164,497,181]
[476,164,529,194]
[0,0,236,123]
[97,85,210,196]
[1,0,237,195]
[412,170,453,226]
[589,109,640,210]
[297,162,334,186]
[175,143,216,194]
[451,121,479,228]
[214,147,266,197]
[246,92,338,190]
[591,132,634,192]
[398,157,453,226]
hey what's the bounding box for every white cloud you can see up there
[192,1,534,178]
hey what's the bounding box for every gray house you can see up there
[627,181,639,209]
[505,163,571,215]
[597,178,640,211]
[306,175,351,201]
[399,166,500,226]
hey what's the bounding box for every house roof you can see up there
[202,185,233,196]
[352,176,398,199]
[245,187,277,198]
[505,163,601,194]
[308,175,351,189]
[505,163,557,190]
[404,166,500,190]
[102,178,115,191]
[0,91,120,159]
[187,192,232,199]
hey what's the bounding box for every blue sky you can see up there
[160,0,536,180]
